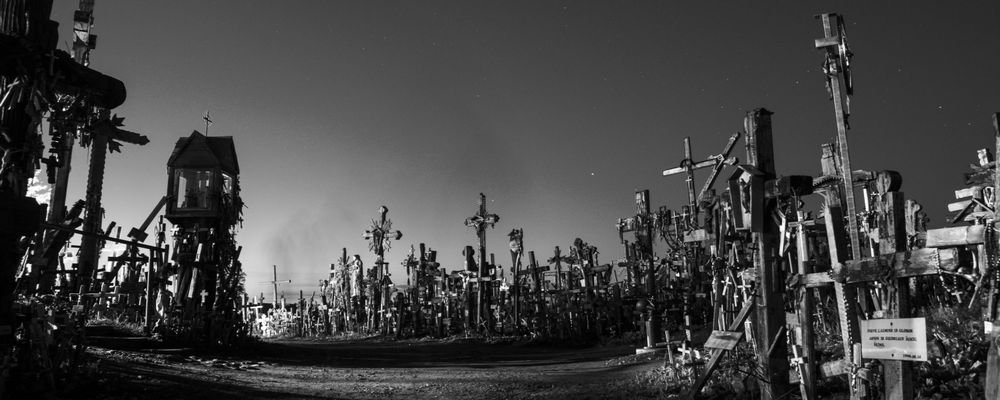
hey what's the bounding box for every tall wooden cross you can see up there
[465,193,499,332]
[662,133,741,224]
[816,13,861,263]
[267,265,291,308]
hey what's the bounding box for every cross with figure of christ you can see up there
[465,193,500,332]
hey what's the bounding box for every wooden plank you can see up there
[683,229,709,243]
[663,159,716,176]
[786,312,800,327]
[838,248,961,283]
[954,186,982,199]
[704,330,743,351]
[814,35,840,48]
[790,359,848,383]
[925,225,986,248]
[948,199,973,212]
[686,290,757,399]
[803,272,834,287]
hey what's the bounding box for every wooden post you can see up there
[880,189,913,400]
[820,144,864,399]
[794,212,817,400]
[745,108,792,400]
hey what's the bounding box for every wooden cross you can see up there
[465,193,499,332]
[816,13,861,263]
[662,133,741,221]
[547,246,572,291]
[264,264,291,308]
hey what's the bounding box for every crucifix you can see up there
[464,193,499,332]
[363,205,403,334]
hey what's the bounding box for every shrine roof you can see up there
[167,130,240,174]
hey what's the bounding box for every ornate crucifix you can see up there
[465,193,499,332]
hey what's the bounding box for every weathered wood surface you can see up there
[791,359,848,383]
[744,108,791,400]
[686,290,757,399]
[880,192,913,400]
[704,330,743,351]
[834,248,960,283]
[924,225,986,248]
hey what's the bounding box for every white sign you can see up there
[860,317,927,362]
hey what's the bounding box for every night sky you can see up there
[41,1,1000,299]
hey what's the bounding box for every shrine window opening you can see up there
[175,169,213,209]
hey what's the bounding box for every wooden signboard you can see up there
[860,318,928,362]
[704,330,743,351]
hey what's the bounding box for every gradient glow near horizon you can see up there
[42,1,1000,299]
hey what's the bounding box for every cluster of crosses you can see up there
[260,13,1000,400]
[267,191,635,341]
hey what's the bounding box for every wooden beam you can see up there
[835,248,961,283]
[880,192,913,400]
[803,272,835,287]
[744,108,791,400]
[686,290,757,399]
[925,225,986,248]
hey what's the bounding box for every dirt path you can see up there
[81,336,666,400]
